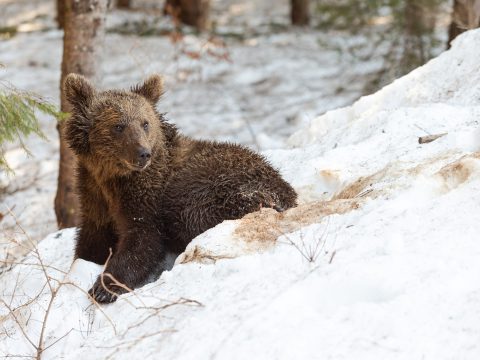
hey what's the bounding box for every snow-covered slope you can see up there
[1,30,480,360]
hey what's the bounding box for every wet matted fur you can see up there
[64,74,298,303]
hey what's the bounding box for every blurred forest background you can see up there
[51,0,478,88]
[0,0,479,257]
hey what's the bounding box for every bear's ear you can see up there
[131,74,164,104]
[63,73,95,113]
[63,74,95,155]
[64,114,92,155]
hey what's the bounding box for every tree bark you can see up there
[164,0,210,31]
[291,0,310,26]
[401,1,437,73]
[403,1,427,66]
[56,0,108,229]
[448,0,480,47]
[117,0,131,9]
[56,0,65,29]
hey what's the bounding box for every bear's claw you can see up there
[88,276,122,304]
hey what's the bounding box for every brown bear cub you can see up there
[64,74,297,303]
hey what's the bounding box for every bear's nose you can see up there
[138,147,151,163]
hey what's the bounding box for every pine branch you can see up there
[0,89,65,173]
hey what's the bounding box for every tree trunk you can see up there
[448,0,480,47]
[291,0,310,26]
[401,1,437,73]
[56,0,108,229]
[164,0,210,31]
[56,0,65,29]
[117,0,131,9]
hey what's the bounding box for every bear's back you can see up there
[162,139,297,251]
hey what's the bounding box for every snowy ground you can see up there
[0,0,393,256]
[1,19,480,359]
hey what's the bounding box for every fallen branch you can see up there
[418,133,447,144]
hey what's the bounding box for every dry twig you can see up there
[418,133,447,144]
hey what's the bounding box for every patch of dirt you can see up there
[334,151,470,201]
[234,198,361,245]
[180,199,361,265]
[334,172,380,200]
[406,151,460,177]
[178,246,235,265]
[435,153,480,192]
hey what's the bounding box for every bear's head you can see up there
[63,74,166,174]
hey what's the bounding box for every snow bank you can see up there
[2,30,480,359]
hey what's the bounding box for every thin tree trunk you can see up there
[164,0,210,31]
[56,0,108,229]
[401,1,437,73]
[291,0,310,26]
[403,1,426,67]
[448,0,480,47]
[117,0,131,9]
[56,0,65,29]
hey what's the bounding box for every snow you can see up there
[0,0,477,357]
[1,19,480,359]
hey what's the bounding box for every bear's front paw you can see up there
[88,273,127,304]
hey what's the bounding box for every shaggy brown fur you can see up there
[64,74,297,303]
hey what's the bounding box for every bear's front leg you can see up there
[75,221,118,265]
[88,221,167,303]
[75,167,119,265]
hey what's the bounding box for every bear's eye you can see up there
[143,122,149,131]
[114,124,125,133]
